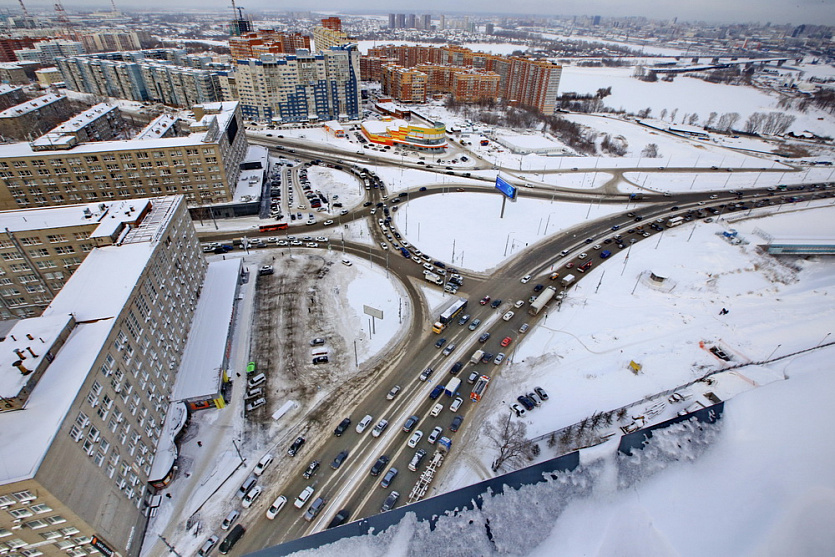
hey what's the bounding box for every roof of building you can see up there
[171,258,241,402]
[362,118,410,135]
[0,94,64,120]
[0,198,151,235]
[0,84,23,95]
[43,103,118,135]
[0,318,115,484]
[0,314,74,399]
[135,114,178,140]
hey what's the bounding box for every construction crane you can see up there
[110,0,120,14]
[17,0,30,20]
[53,0,73,38]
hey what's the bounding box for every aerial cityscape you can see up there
[0,3,833,557]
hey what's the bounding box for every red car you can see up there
[480,296,491,305]
[577,261,593,273]
[565,262,574,269]
[500,336,513,347]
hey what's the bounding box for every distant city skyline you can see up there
[15,0,835,26]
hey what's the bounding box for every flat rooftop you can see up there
[0,198,151,236]
[0,94,63,120]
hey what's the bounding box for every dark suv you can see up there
[370,455,389,476]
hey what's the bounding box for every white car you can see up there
[450,397,463,412]
[520,274,532,283]
[380,242,388,250]
[242,485,262,508]
[323,220,334,226]
[265,495,287,520]
[502,311,515,321]
[578,253,588,259]
[427,426,443,444]
[356,414,373,434]
[514,300,525,308]
[254,453,274,476]
[407,430,423,448]
[294,486,315,509]
[372,419,389,437]
[430,403,444,417]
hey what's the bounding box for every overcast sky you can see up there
[23,0,835,26]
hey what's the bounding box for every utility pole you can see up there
[157,535,182,557]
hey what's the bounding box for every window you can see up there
[46,234,67,243]
[23,519,48,530]
[30,504,51,514]
[60,526,80,536]
[13,491,35,503]
[47,516,67,525]
[8,508,33,519]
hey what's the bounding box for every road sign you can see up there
[363,305,383,319]
[495,176,517,200]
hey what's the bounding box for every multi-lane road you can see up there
[205,136,829,555]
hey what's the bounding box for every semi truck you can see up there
[444,377,461,397]
[470,375,491,402]
[432,297,468,333]
[529,286,558,316]
[424,270,443,286]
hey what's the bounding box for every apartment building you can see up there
[228,30,310,59]
[79,31,141,54]
[0,37,39,63]
[313,17,351,51]
[233,45,360,123]
[0,94,74,141]
[366,45,562,114]
[31,104,126,151]
[0,195,206,557]
[14,40,84,65]
[0,102,247,210]
[380,65,427,103]
[0,85,26,111]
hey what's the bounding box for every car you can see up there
[593,244,602,250]
[533,284,544,293]
[528,391,543,406]
[500,336,513,347]
[481,352,494,364]
[363,201,372,207]
[288,436,306,456]
[221,509,240,530]
[304,497,327,521]
[535,386,549,401]
[294,486,315,509]
[334,417,351,436]
[198,535,220,556]
[449,361,463,375]
[323,220,334,226]
[254,453,274,476]
[709,194,719,199]
[510,403,526,417]
[517,395,535,411]
[479,296,491,305]
[565,262,574,269]
[386,385,401,400]
[431,402,444,417]
[442,343,456,356]
[408,449,427,472]
[265,495,288,519]
[372,419,389,437]
[427,426,443,444]
[449,396,464,412]
[467,371,479,384]
[519,323,530,334]
[327,509,351,529]
[407,430,423,447]
[457,314,470,325]
[381,491,400,512]
[218,525,245,555]
[478,332,491,344]
[356,414,373,433]
[242,485,262,508]
[493,353,505,365]
[302,460,320,479]
[370,455,389,476]
[490,299,502,308]
[419,367,434,381]
[379,241,387,249]
[429,385,444,400]
[449,415,464,432]
[468,318,481,331]
[309,338,325,347]
[402,415,420,432]
[502,311,514,321]
[578,253,588,259]
[435,338,447,349]
[331,450,349,469]
[520,274,532,283]
[380,467,399,488]
[312,355,329,364]
[514,299,525,308]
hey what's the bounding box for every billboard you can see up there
[495,176,517,200]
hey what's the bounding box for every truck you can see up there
[424,270,443,286]
[470,375,491,402]
[469,349,484,365]
[561,274,575,287]
[667,216,684,227]
[529,286,557,316]
[432,297,468,334]
[444,377,461,398]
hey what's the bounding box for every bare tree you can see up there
[716,112,740,132]
[659,108,668,121]
[669,108,678,123]
[704,111,718,129]
[688,113,700,125]
[617,407,628,421]
[641,143,660,158]
[484,412,532,472]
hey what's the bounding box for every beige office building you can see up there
[0,102,247,210]
[0,195,206,557]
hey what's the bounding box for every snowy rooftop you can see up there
[0,94,63,120]
[172,258,241,402]
[0,84,23,95]
[135,114,179,140]
[363,119,409,135]
[497,133,563,152]
[0,318,115,485]
[233,145,268,202]
[42,103,118,135]
[0,198,151,236]
[0,314,73,400]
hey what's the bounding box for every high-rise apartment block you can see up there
[313,17,351,51]
[228,30,310,59]
[14,40,84,65]
[381,65,427,103]
[0,102,247,210]
[0,195,207,557]
[368,44,561,114]
[79,32,141,54]
[0,37,39,63]
[0,94,74,141]
[233,45,361,123]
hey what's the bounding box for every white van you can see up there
[247,373,266,389]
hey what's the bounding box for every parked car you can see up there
[302,460,320,479]
[242,485,262,508]
[218,525,245,555]
[265,495,287,520]
[221,509,240,530]
[381,491,400,512]
[535,386,549,401]
[198,535,219,556]
[288,436,306,456]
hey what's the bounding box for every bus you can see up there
[432,297,468,334]
[259,222,288,232]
